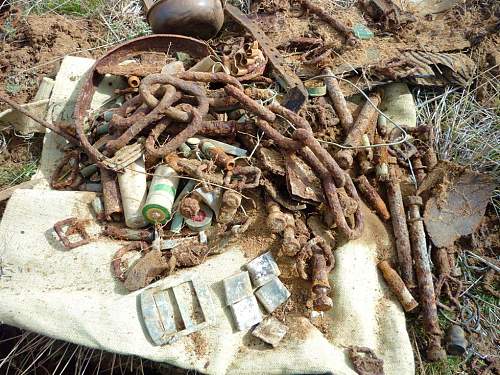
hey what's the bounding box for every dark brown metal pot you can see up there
[147,0,224,40]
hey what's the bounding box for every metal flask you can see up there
[147,0,225,40]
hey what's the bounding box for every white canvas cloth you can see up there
[0,56,414,374]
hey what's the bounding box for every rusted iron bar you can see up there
[0,94,80,146]
[385,165,415,288]
[378,260,418,312]
[355,175,390,221]
[104,225,153,242]
[406,195,446,361]
[323,67,353,132]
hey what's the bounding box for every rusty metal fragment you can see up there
[51,150,81,190]
[355,175,390,221]
[53,218,91,250]
[348,346,384,375]
[104,225,153,242]
[406,195,446,361]
[362,0,416,31]
[285,152,324,203]
[423,167,495,248]
[124,249,169,292]
[224,4,308,111]
[378,260,418,312]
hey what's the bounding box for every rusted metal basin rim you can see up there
[75,34,212,123]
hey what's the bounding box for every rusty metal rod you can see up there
[323,67,353,132]
[385,165,415,288]
[355,175,390,221]
[298,0,357,45]
[406,195,446,361]
[0,94,80,146]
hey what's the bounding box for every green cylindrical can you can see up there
[142,165,179,224]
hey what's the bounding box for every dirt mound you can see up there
[0,13,101,105]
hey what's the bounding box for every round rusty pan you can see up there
[75,34,211,123]
[74,34,211,167]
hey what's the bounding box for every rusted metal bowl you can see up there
[147,0,224,40]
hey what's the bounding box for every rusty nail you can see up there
[218,189,242,224]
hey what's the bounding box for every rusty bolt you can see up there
[282,214,301,257]
[266,198,288,233]
[218,189,242,224]
[312,252,334,311]
[201,141,235,171]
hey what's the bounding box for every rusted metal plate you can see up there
[424,170,495,248]
[259,147,286,176]
[285,153,324,203]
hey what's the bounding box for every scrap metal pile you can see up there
[0,0,496,364]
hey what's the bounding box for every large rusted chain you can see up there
[224,85,276,122]
[269,102,345,187]
[106,85,181,154]
[292,128,345,188]
[139,74,210,128]
[176,71,243,90]
[255,119,302,150]
[147,106,203,158]
[153,120,255,139]
[112,241,149,281]
[0,94,80,146]
[109,103,151,132]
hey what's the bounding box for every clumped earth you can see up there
[0,0,499,374]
